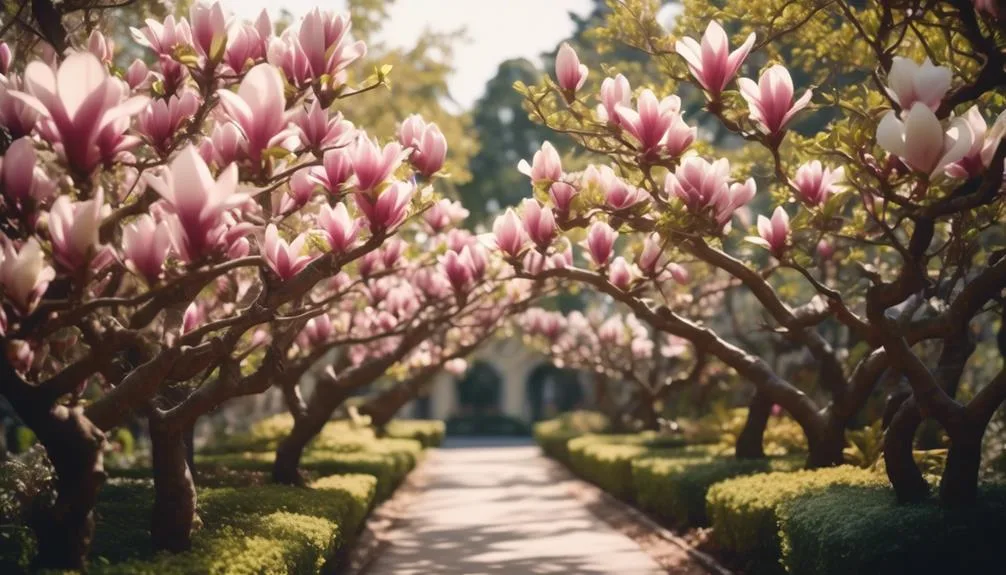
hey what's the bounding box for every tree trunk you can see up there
[273,385,351,485]
[29,405,106,571]
[361,379,421,430]
[736,391,771,459]
[883,398,930,503]
[805,415,845,468]
[149,419,197,552]
[939,425,983,506]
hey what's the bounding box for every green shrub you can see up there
[686,407,807,456]
[201,417,378,455]
[384,420,446,448]
[196,437,420,500]
[533,411,610,463]
[779,484,1006,575]
[85,474,377,574]
[632,455,803,528]
[565,434,692,501]
[706,466,885,573]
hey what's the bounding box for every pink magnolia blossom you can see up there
[351,137,405,193]
[0,137,56,212]
[267,34,313,89]
[87,30,116,65]
[181,302,203,334]
[292,100,354,150]
[675,21,755,97]
[298,314,334,349]
[145,145,249,261]
[552,237,573,269]
[946,106,1006,179]
[189,1,228,60]
[608,256,637,291]
[312,147,354,193]
[382,236,407,269]
[817,239,834,261]
[0,75,39,139]
[225,23,268,74]
[424,199,469,232]
[318,202,360,253]
[877,103,973,178]
[262,224,314,280]
[973,0,998,17]
[792,160,844,207]
[125,59,152,90]
[216,63,294,163]
[399,114,427,149]
[206,122,245,167]
[555,43,588,97]
[137,90,200,153]
[297,9,366,81]
[886,57,952,112]
[10,52,148,174]
[492,208,527,259]
[549,182,578,214]
[667,263,690,284]
[664,114,696,157]
[738,65,812,137]
[521,199,557,249]
[664,156,756,225]
[585,221,617,267]
[599,166,648,210]
[354,180,413,231]
[597,74,631,125]
[442,248,476,292]
[131,15,193,56]
[48,189,103,271]
[467,243,488,279]
[0,236,55,314]
[0,43,10,76]
[411,123,447,177]
[637,234,663,277]
[751,206,790,257]
[518,141,562,184]
[615,90,680,154]
[123,214,171,284]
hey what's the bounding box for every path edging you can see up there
[543,456,734,575]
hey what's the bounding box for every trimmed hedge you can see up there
[532,411,609,463]
[779,484,1006,575]
[201,416,377,455]
[632,454,803,528]
[4,473,377,574]
[196,437,422,500]
[383,420,446,448]
[91,474,376,574]
[565,433,693,501]
[706,466,885,573]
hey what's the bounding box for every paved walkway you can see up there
[365,439,666,574]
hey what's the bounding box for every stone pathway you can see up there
[364,438,669,574]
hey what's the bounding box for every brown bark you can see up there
[805,414,846,468]
[360,370,437,429]
[28,404,106,571]
[939,427,983,506]
[273,383,352,485]
[149,418,197,552]
[883,397,930,503]
[736,391,771,459]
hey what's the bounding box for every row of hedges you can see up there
[383,420,445,448]
[2,473,377,574]
[2,419,437,573]
[536,414,1006,575]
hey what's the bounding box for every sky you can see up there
[220,0,596,110]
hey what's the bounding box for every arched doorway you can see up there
[526,363,584,422]
[455,360,503,415]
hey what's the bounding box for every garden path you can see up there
[364,438,671,574]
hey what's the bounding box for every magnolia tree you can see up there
[268,218,542,484]
[491,0,1006,506]
[0,1,465,567]
[520,307,707,431]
